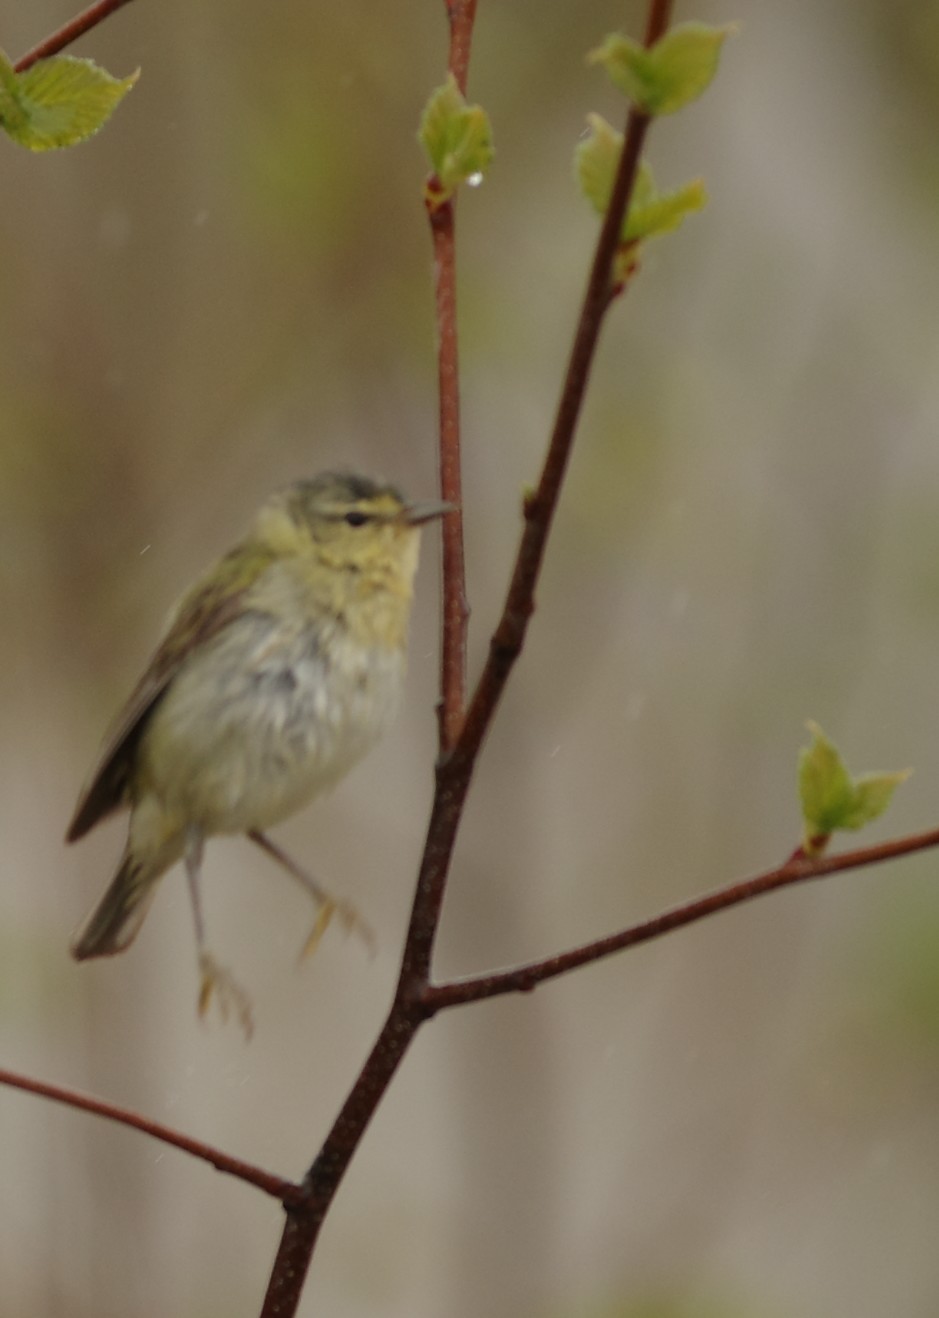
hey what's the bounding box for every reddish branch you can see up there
[432,1,479,752]
[424,822,939,1009]
[446,0,478,94]
[0,1066,303,1204]
[14,0,136,73]
[432,198,470,752]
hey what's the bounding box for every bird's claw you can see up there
[297,895,376,963]
[198,951,254,1039]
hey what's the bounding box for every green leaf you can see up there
[575,114,707,243]
[625,164,706,241]
[589,21,733,117]
[798,721,910,846]
[798,722,855,837]
[846,773,912,829]
[575,111,621,216]
[0,48,138,151]
[419,73,494,207]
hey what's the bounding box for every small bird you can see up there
[66,471,449,1032]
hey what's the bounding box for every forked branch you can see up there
[259,2,676,1314]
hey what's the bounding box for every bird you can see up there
[66,470,450,1032]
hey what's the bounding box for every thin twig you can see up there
[433,0,479,751]
[14,0,136,73]
[402,0,675,986]
[432,200,470,753]
[0,1066,304,1205]
[423,822,939,1009]
[643,0,673,45]
[407,29,664,985]
[445,0,478,94]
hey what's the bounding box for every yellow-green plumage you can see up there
[67,472,448,981]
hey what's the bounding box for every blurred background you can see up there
[2,0,939,1314]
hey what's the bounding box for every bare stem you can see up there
[432,0,479,752]
[432,198,470,753]
[14,0,136,73]
[423,822,939,1008]
[0,1066,303,1204]
[644,0,674,45]
[446,0,479,94]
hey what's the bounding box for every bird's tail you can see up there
[71,851,160,960]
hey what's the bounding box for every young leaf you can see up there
[419,73,493,208]
[575,112,621,216]
[625,165,706,242]
[0,48,138,151]
[589,21,733,117]
[575,114,707,244]
[798,723,855,837]
[798,720,910,849]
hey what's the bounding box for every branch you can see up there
[0,1065,303,1204]
[258,1006,418,1318]
[409,21,669,981]
[259,4,675,1313]
[445,0,478,94]
[14,0,136,73]
[423,822,939,1009]
[433,0,480,752]
[432,196,469,752]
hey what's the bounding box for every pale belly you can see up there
[136,614,406,835]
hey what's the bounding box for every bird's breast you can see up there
[137,613,407,834]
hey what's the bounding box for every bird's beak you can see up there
[403,498,456,526]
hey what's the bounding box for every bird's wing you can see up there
[65,547,267,842]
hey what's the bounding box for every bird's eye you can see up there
[344,510,369,527]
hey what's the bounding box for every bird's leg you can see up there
[247,829,376,961]
[185,827,207,948]
[185,827,254,1039]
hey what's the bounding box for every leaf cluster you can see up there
[798,721,910,853]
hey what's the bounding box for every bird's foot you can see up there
[248,831,376,962]
[198,951,254,1039]
[298,894,376,963]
